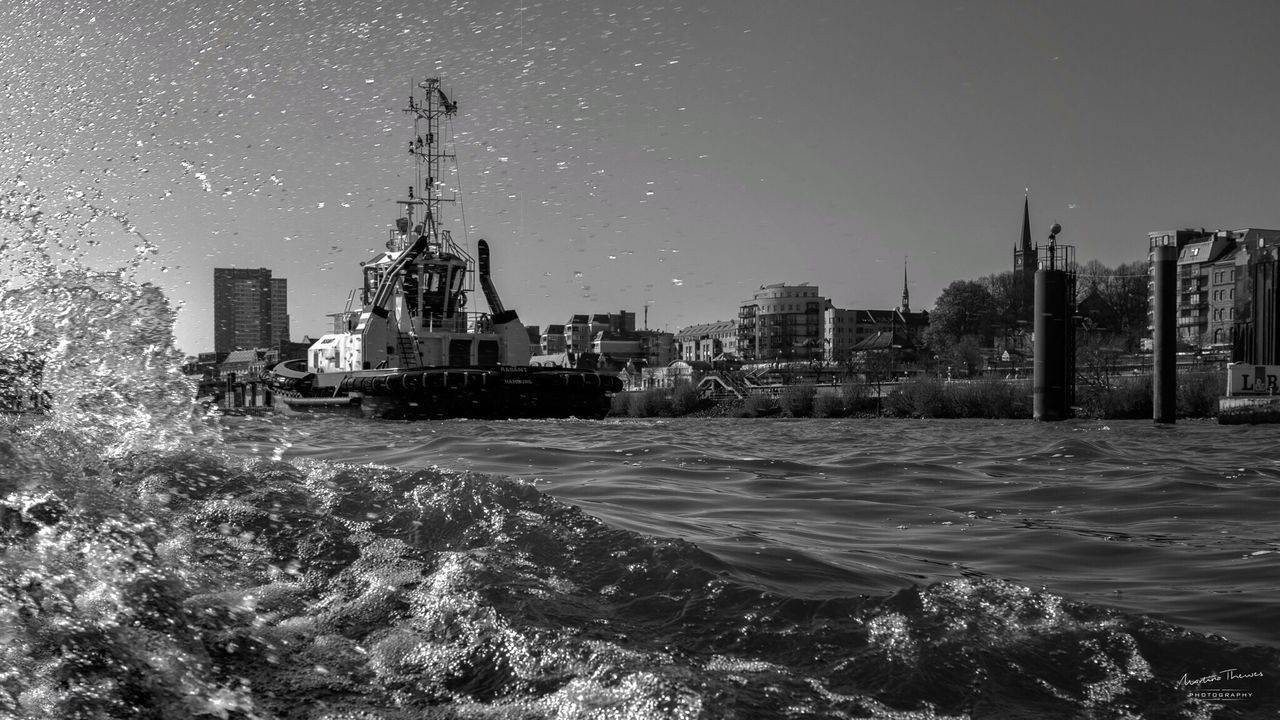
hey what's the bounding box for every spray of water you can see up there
[2,174,215,469]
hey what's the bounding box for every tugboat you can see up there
[263,78,621,419]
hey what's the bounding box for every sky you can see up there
[4,0,1280,355]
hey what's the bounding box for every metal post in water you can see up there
[1033,224,1070,421]
[1152,242,1177,423]
[1033,268,1069,420]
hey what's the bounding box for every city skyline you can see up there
[6,1,1280,354]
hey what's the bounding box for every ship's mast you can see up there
[400,78,458,250]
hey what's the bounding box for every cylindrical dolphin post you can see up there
[1152,243,1177,423]
[1033,266,1070,421]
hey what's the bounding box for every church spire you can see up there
[1020,193,1033,258]
[1015,193,1036,324]
[899,255,910,313]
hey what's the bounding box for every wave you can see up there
[3,427,1277,718]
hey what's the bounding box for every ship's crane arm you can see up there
[476,239,505,315]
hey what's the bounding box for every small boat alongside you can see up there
[263,77,620,419]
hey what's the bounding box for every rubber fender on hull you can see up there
[442,370,489,389]
[282,395,359,408]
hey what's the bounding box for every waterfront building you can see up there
[825,308,929,363]
[593,329,675,367]
[218,348,280,379]
[270,278,288,347]
[822,260,927,363]
[737,283,827,362]
[564,311,636,354]
[824,308,862,362]
[563,314,592,354]
[541,310,670,367]
[1208,247,1238,347]
[674,320,738,362]
[214,268,289,354]
[1230,229,1280,364]
[1146,228,1280,360]
[1177,232,1234,346]
[540,324,566,354]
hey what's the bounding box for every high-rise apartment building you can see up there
[737,283,826,362]
[214,268,289,353]
[270,278,289,348]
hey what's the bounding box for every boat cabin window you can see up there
[416,261,466,320]
[362,266,385,306]
[403,270,420,314]
[449,265,465,294]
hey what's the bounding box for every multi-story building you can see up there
[674,320,738,362]
[824,308,862,362]
[1177,233,1234,346]
[540,310,670,367]
[1208,248,1239,347]
[1147,228,1280,357]
[594,330,676,367]
[1231,229,1280,364]
[214,268,289,354]
[540,324,567,354]
[269,278,289,347]
[563,314,593,354]
[824,308,928,362]
[564,312,634,354]
[737,283,826,362]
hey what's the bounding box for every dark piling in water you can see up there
[1033,227,1074,421]
[1152,242,1177,423]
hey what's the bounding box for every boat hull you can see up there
[264,364,620,420]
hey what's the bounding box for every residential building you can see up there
[1208,248,1238,347]
[214,268,289,354]
[565,313,619,354]
[738,283,826,362]
[540,309,671,368]
[540,324,566,354]
[674,320,738,362]
[1177,232,1234,346]
[1231,229,1280,364]
[593,329,675,367]
[1146,228,1280,359]
[825,308,929,363]
[824,308,862,362]
[269,278,289,347]
[562,311,640,353]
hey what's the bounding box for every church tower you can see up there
[1013,195,1036,324]
[899,256,910,313]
